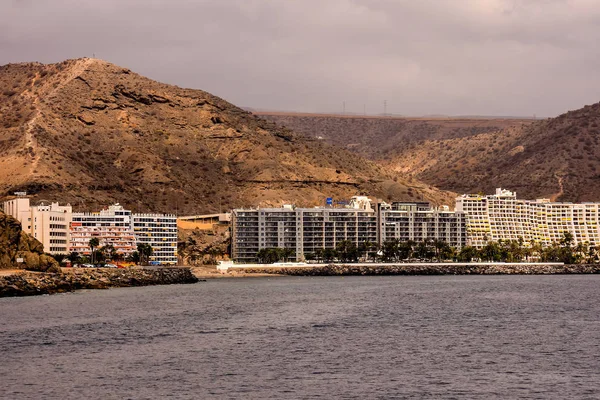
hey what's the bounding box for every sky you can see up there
[1,0,599,117]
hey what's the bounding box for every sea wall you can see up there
[240,263,600,276]
[0,268,199,297]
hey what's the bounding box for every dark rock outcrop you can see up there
[0,211,60,272]
[240,263,600,276]
[0,267,199,297]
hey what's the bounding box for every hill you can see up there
[386,103,600,202]
[257,112,532,160]
[0,58,454,214]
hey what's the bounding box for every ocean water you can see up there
[1,275,600,399]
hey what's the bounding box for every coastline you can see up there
[5,262,600,298]
[235,263,600,276]
[0,267,199,297]
[190,266,283,279]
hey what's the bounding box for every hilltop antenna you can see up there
[343,101,346,115]
[384,100,387,116]
[364,104,366,116]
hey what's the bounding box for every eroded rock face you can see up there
[0,211,60,272]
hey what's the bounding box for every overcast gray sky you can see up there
[1,0,599,117]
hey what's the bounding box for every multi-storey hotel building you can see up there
[70,204,137,257]
[456,188,600,247]
[232,197,378,263]
[132,213,178,265]
[232,196,466,262]
[3,195,177,264]
[70,204,178,264]
[379,202,467,249]
[3,195,72,255]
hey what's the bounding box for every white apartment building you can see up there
[232,196,467,262]
[70,204,137,257]
[132,213,178,265]
[3,195,72,255]
[456,188,600,247]
[379,202,467,249]
[70,204,178,264]
[232,196,378,263]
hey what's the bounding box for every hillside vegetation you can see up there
[0,58,454,213]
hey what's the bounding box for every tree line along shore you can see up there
[254,233,593,266]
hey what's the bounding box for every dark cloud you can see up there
[1,0,599,116]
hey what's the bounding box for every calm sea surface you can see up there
[1,275,600,399]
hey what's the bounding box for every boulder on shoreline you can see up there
[0,211,60,273]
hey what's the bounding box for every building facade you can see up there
[379,202,467,249]
[456,188,600,247]
[132,213,178,265]
[70,204,178,264]
[3,195,72,255]
[231,196,466,262]
[232,197,379,263]
[70,204,137,257]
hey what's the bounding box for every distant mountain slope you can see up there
[258,112,532,159]
[0,58,454,213]
[387,102,600,202]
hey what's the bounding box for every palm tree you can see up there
[336,240,358,263]
[587,245,599,264]
[100,244,117,262]
[67,251,81,265]
[137,243,153,265]
[314,248,324,263]
[382,239,399,262]
[433,239,451,261]
[89,237,100,264]
[397,241,412,261]
[575,241,589,264]
[359,240,374,262]
[457,246,477,262]
[282,247,295,262]
[531,242,544,262]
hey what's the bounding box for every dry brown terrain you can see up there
[0,58,455,214]
[386,102,600,202]
[258,112,532,159]
[259,108,600,202]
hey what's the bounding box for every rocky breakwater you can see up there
[240,263,600,276]
[0,268,199,297]
[0,211,59,272]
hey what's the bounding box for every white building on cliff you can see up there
[3,194,72,255]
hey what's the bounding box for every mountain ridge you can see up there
[385,102,600,201]
[0,58,455,214]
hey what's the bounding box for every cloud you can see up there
[1,0,599,116]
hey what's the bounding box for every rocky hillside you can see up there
[0,58,455,213]
[0,211,59,271]
[258,112,531,160]
[387,102,600,202]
